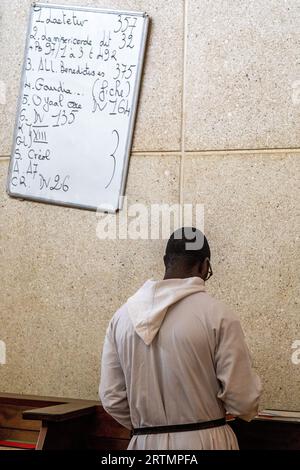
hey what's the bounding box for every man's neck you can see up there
[163,271,200,280]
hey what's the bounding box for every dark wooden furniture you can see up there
[0,393,130,450]
[0,393,299,449]
[228,416,300,450]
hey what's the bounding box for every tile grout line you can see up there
[179,0,189,207]
[0,147,300,161]
[182,148,300,156]
[131,147,300,156]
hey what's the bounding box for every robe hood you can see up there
[126,277,206,345]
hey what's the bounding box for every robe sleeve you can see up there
[99,321,132,430]
[214,313,262,421]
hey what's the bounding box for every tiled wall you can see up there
[0,0,299,409]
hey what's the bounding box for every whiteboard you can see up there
[7,3,149,212]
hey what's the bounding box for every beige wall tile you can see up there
[185,0,300,150]
[0,154,180,399]
[183,152,300,410]
[0,0,299,413]
[0,0,183,155]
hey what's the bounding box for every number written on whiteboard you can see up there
[105,129,119,189]
[40,173,70,192]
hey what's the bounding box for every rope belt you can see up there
[132,417,226,436]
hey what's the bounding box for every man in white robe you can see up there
[100,227,262,450]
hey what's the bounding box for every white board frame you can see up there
[7,2,149,212]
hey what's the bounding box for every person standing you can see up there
[100,227,262,450]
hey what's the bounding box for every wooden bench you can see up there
[0,393,130,450]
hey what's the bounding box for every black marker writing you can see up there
[105,129,119,189]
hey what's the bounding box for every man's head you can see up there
[163,227,212,281]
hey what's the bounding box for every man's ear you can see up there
[163,255,167,268]
[199,258,208,278]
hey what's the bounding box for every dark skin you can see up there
[163,256,210,281]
